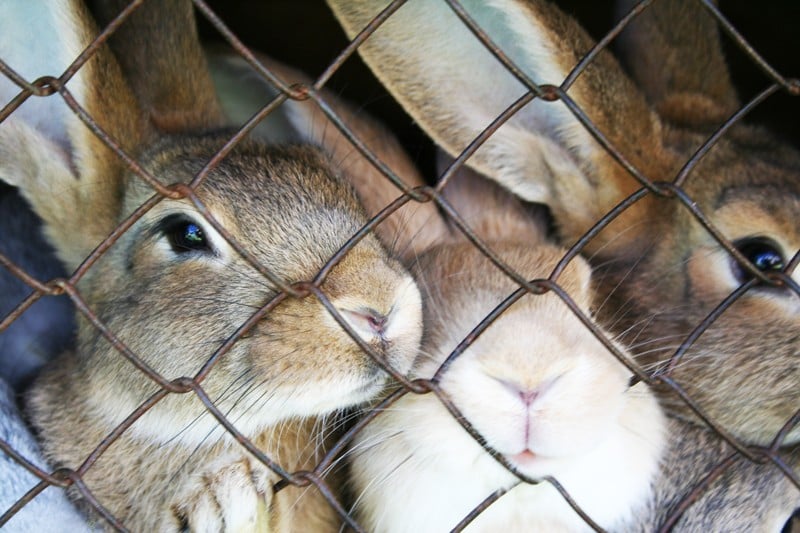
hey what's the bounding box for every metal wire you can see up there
[0,0,797,531]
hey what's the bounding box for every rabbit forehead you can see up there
[612,132,800,269]
[464,298,623,380]
[661,138,800,284]
[419,241,592,314]
[131,135,361,213]
[704,139,800,232]
[713,196,799,250]
[123,138,368,265]
[416,243,598,375]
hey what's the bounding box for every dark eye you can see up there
[732,237,785,283]
[163,218,211,254]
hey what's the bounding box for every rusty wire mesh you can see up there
[0,0,799,531]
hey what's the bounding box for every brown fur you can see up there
[2,0,424,530]
[29,353,344,531]
[633,416,800,531]
[614,0,740,127]
[207,52,451,263]
[89,0,224,132]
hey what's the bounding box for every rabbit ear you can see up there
[615,0,740,128]
[90,0,224,133]
[0,0,226,270]
[327,0,671,253]
[207,52,450,262]
[0,0,147,269]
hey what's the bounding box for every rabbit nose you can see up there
[495,376,560,407]
[339,307,389,340]
[518,389,539,406]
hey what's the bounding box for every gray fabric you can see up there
[0,188,75,390]
[0,378,91,532]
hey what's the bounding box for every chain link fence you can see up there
[0,0,798,531]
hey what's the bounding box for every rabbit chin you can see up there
[351,384,664,532]
[109,369,389,448]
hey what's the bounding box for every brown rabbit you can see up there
[631,416,800,532]
[0,0,424,530]
[325,0,800,447]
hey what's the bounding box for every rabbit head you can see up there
[414,244,662,468]
[0,0,423,447]
[348,171,664,531]
[326,0,800,446]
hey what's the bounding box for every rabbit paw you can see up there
[167,454,274,533]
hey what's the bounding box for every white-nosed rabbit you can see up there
[325,0,800,447]
[347,168,666,532]
[0,0,425,530]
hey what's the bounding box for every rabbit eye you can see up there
[162,217,211,254]
[732,237,785,282]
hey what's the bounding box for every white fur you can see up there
[92,369,386,449]
[353,388,662,532]
[170,452,271,532]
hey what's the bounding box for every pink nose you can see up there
[340,308,388,337]
[518,389,539,406]
[495,376,560,408]
[365,312,388,334]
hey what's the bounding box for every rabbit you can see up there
[346,165,667,532]
[324,0,800,447]
[0,187,75,391]
[0,376,93,532]
[0,0,426,530]
[630,415,800,532]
